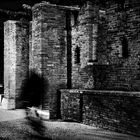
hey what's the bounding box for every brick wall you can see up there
[71,0,140,91]
[60,89,82,121]
[61,1,140,136]
[60,89,140,136]
[15,21,29,107]
[31,2,67,118]
[95,0,140,91]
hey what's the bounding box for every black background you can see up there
[0,0,86,11]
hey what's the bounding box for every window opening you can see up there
[75,46,80,64]
[121,36,128,58]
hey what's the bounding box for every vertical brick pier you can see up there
[31,2,68,118]
[2,20,29,109]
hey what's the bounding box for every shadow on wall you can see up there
[20,69,49,108]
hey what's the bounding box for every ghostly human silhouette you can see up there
[21,70,48,108]
[20,70,50,138]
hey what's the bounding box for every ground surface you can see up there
[0,108,140,140]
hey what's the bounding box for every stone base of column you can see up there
[1,98,15,109]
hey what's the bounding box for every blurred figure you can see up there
[22,70,47,108]
[21,69,49,137]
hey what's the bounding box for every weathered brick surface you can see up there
[60,89,81,121]
[4,20,29,108]
[95,0,140,91]
[31,2,67,118]
[4,21,17,101]
[72,0,140,91]
[29,21,32,70]
[60,89,140,136]
[52,0,140,135]
[83,91,140,136]
[15,21,29,106]
[0,10,31,96]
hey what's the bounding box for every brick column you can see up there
[2,20,29,109]
[72,1,99,89]
[82,1,99,65]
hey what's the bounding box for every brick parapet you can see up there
[60,89,140,136]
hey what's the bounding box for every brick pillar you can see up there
[72,1,99,89]
[0,21,4,88]
[31,2,67,118]
[2,20,29,109]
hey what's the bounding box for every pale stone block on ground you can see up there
[27,107,50,120]
[1,98,15,109]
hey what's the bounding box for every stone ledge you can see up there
[60,89,140,97]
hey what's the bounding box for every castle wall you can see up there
[60,0,140,135]
[95,0,140,91]
[72,0,140,91]
[31,2,67,118]
[1,0,140,134]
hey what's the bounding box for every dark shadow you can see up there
[20,69,50,138]
[26,117,52,139]
[21,69,48,108]
[62,119,80,123]
[56,90,61,119]
[28,135,52,140]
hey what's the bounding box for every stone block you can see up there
[1,98,15,109]
[26,107,50,120]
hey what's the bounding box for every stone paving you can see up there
[0,106,26,121]
[0,107,140,140]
